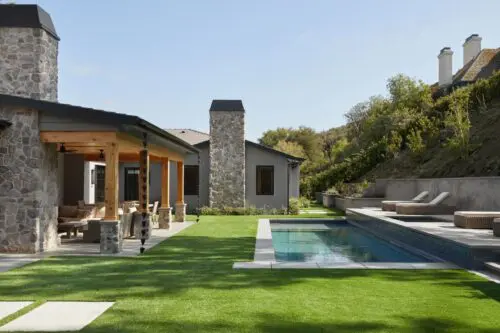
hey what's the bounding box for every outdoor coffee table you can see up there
[58,221,88,238]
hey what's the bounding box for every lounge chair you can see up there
[381,191,429,211]
[395,192,452,215]
[454,211,500,229]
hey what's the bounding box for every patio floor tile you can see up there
[0,302,114,332]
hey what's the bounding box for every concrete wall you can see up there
[335,197,383,211]
[383,177,500,211]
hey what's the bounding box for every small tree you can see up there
[443,91,471,159]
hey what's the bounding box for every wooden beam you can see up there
[103,142,119,220]
[176,161,184,203]
[40,131,117,144]
[139,149,150,213]
[84,153,163,162]
[116,133,185,161]
[161,158,170,208]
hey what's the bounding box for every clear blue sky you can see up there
[18,0,500,140]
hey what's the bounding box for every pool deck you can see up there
[348,208,500,250]
[233,218,458,270]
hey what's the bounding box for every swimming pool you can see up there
[271,221,432,263]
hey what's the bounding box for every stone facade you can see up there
[0,22,60,253]
[100,220,122,254]
[158,207,172,229]
[0,27,58,102]
[174,202,186,222]
[209,111,245,208]
[0,106,59,252]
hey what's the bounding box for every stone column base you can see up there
[175,202,187,222]
[158,207,172,229]
[133,213,151,240]
[100,220,122,254]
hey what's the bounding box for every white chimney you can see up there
[438,47,453,87]
[463,34,482,65]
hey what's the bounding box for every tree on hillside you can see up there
[274,140,306,158]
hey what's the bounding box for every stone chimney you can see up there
[463,34,482,66]
[438,47,453,87]
[0,4,59,101]
[209,100,246,208]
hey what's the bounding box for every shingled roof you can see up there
[453,48,500,84]
[165,129,210,145]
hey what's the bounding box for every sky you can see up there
[16,0,500,140]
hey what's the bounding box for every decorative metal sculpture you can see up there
[140,133,148,254]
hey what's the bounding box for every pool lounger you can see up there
[381,191,429,211]
[395,192,453,215]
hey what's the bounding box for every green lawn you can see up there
[1,215,500,332]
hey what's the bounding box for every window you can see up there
[256,166,274,195]
[184,165,199,195]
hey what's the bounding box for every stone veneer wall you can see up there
[0,27,58,101]
[0,26,59,252]
[0,106,59,252]
[209,111,245,208]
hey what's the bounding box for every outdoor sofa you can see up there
[381,191,429,211]
[395,192,453,215]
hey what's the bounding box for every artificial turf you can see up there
[1,215,499,332]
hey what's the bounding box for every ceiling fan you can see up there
[58,143,78,153]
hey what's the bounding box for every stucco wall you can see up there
[245,143,290,209]
[383,177,500,210]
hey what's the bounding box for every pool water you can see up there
[271,222,430,263]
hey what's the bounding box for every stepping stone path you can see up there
[0,302,33,321]
[0,302,114,332]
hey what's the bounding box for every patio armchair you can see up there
[381,191,429,211]
[395,192,453,215]
[454,211,500,229]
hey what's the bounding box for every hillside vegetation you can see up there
[259,72,500,197]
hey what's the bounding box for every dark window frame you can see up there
[184,165,200,196]
[256,165,274,196]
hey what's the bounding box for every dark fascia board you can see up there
[0,4,60,40]
[194,139,305,162]
[0,93,198,153]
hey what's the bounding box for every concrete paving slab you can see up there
[0,302,114,332]
[233,262,272,269]
[317,262,365,269]
[362,263,416,269]
[0,257,41,273]
[271,262,319,269]
[0,302,33,321]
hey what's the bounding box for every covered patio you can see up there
[1,93,198,254]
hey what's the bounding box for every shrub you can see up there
[298,196,311,208]
[199,206,287,216]
[288,198,300,215]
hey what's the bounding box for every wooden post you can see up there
[161,158,170,208]
[176,161,184,203]
[104,142,119,220]
[139,149,150,213]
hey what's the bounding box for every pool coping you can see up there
[234,219,460,270]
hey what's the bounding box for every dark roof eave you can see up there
[194,139,305,162]
[135,119,199,153]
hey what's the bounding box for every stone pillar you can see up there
[158,207,172,229]
[100,220,122,254]
[175,202,186,222]
[208,100,246,208]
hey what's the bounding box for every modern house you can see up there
[0,4,198,254]
[113,100,304,211]
[436,34,500,93]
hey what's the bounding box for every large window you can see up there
[256,166,274,195]
[184,165,199,195]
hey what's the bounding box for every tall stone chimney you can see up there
[0,4,59,101]
[209,100,246,208]
[438,47,453,87]
[463,34,482,66]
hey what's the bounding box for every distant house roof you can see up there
[0,4,60,40]
[209,100,245,112]
[0,93,198,153]
[166,128,304,162]
[165,129,210,145]
[453,48,500,83]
